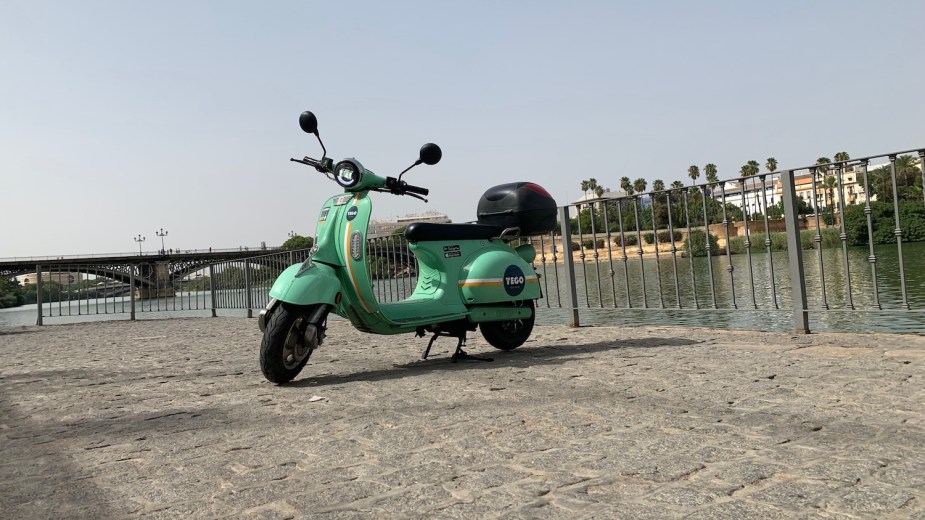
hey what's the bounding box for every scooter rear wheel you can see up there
[479,300,535,351]
[260,303,322,384]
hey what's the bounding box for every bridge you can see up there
[0,248,287,298]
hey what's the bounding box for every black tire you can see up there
[479,300,535,351]
[260,303,321,384]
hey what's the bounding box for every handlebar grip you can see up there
[404,184,429,196]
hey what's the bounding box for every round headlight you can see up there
[334,160,362,189]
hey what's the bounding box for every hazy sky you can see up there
[2,1,923,258]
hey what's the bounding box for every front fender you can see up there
[268,262,341,306]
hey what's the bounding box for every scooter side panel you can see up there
[268,262,341,305]
[459,249,540,303]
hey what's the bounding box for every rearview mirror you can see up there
[419,143,442,165]
[299,111,318,134]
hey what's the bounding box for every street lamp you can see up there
[288,230,296,238]
[134,234,146,254]
[156,228,169,254]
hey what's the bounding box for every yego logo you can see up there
[503,265,526,296]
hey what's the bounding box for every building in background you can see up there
[368,211,451,238]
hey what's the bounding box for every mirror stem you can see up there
[315,131,327,162]
[398,160,422,181]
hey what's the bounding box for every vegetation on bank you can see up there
[684,201,925,256]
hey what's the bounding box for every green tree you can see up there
[594,185,605,198]
[670,180,685,190]
[620,176,633,196]
[871,155,923,202]
[766,157,778,174]
[281,234,314,250]
[391,226,408,236]
[632,178,647,195]
[652,179,665,192]
[580,179,590,199]
[688,165,700,186]
[704,163,718,187]
[0,278,25,308]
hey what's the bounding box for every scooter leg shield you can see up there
[268,262,340,306]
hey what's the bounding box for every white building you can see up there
[368,211,451,238]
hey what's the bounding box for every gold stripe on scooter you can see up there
[458,275,538,288]
[344,219,372,313]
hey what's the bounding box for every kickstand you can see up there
[451,336,493,363]
[421,334,439,360]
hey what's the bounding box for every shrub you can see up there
[582,239,605,249]
[570,241,581,251]
[843,201,925,246]
[643,232,655,245]
[615,234,638,247]
[657,230,682,243]
[684,230,719,257]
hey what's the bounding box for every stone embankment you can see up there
[2,318,924,518]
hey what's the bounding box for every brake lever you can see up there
[404,192,428,203]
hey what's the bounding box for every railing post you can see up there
[244,262,253,318]
[35,265,43,326]
[558,206,580,327]
[209,264,217,317]
[129,267,136,320]
[781,170,810,334]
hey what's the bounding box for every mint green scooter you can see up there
[258,111,557,384]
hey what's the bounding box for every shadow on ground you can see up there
[286,336,701,388]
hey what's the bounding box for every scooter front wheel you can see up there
[479,300,535,351]
[260,303,325,384]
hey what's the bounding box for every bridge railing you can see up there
[1,246,278,263]
[32,261,212,324]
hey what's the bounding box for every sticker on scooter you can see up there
[333,195,351,206]
[503,265,526,296]
[443,245,461,258]
[319,207,330,222]
[346,206,359,221]
[350,231,363,260]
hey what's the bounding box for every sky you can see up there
[2,0,924,258]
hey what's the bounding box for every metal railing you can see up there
[535,148,925,333]
[24,148,923,333]
[32,261,212,324]
[209,249,312,317]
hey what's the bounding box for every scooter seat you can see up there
[404,222,501,242]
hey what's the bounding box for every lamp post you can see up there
[134,234,146,254]
[288,230,296,238]
[156,228,169,254]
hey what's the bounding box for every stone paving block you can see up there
[3,318,925,518]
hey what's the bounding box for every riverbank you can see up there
[3,318,924,518]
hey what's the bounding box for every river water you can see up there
[2,242,923,333]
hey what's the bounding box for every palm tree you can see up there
[704,163,718,188]
[633,178,647,195]
[594,185,605,198]
[815,157,832,214]
[670,180,685,190]
[896,154,921,200]
[766,157,778,173]
[580,179,590,200]
[688,165,700,186]
[739,164,751,220]
[834,151,850,164]
[620,176,633,196]
[588,178,599,194]
[652,179,665,192]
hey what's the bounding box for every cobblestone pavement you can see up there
[2,317,925,519]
